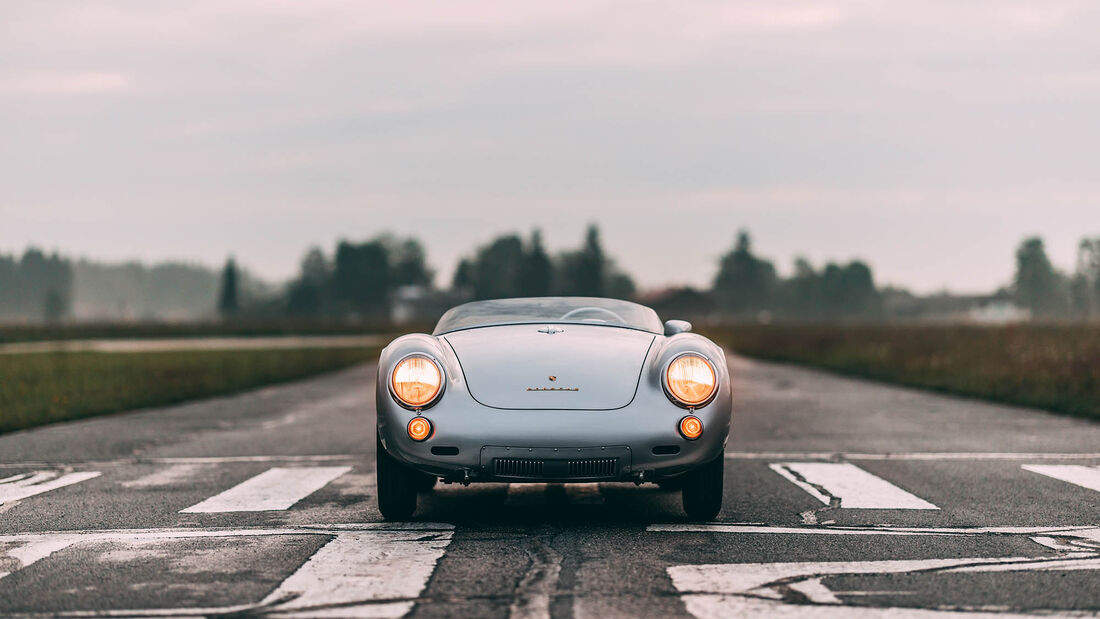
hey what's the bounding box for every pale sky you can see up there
[2,1,1098,293]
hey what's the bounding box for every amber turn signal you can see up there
[679,415,703,440]
[407,417,433,442]
[392,355,443,408]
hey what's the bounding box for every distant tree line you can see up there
[0,249,72,322]
[1013,236,1100,319]
[710,231,879,320]
[279,235,433,320]
[451,225,635,301]
[6,227,1100,324]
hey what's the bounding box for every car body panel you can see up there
[443,324,655,410]
[376,298,732,484]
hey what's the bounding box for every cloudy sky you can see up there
[2,1,1097,293]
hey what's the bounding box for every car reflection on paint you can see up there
[374,297,732,521]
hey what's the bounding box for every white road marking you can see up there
[564,483,604,505]
[120,464,208,489]
[0,471,101,507]
[1023,464,1100,493]
[770,462,939,509]
[727,451,1100,461]
[648,523,1100,541]
[0,536,81,580]
[180,466,351,513]
[508,540,563,619]
[0,523,453,617]
[506,483,549,506]
[0,454,361,470]
[667,554,1100,619]
[265,528,451,617]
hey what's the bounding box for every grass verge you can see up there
[0,321,422,344]
[0,347,378,434]
[703,324,1100,422]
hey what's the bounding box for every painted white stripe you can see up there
[647,523,1100,541]
[508,540,562,619]
[505,483,549,506]
[668,554,1100,619]
[180,466,351,513]
[0,471,101,506]
[121,464,208,489]
[0,536,80,581]
[564,483,604,505]
[726,451,1100,461]
[0,523,453,617]
[0,454,361,470]
[770,462,938,509]
[265,528,452,617]
[1022,464,1100,493]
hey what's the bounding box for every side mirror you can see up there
[664,319,693,336]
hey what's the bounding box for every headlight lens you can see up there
[665,354,716,407]
[392,355,443,408]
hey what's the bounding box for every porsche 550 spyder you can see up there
[374,297,731,521]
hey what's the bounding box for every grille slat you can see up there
[494,458,545,477]
[492,457,617,479]
[568,458,617,478]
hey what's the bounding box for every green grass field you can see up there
[0,347,378,434]
[704,324,1100,422]
[0,320,418,344]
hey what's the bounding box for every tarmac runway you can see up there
[1,355,1098,617]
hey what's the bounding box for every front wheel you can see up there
[682,454,724,521]
[376,435,417,520]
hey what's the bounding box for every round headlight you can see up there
[391,355,443,409]
[665,354,716,407]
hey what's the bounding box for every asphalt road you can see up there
[1,355,1098,617]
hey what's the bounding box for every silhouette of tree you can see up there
[469,235,525,300]
[1014,237,1069,318]
[574,225,606,297]
[713,231,777,315]
[43,289,66,323]
[388,238,433,288]
[286,247,328,317]
[519,230,552,297]
[217,258,239,318]
[1072,238,1100,318]
[452,259,474,295]
[331,240,391,318]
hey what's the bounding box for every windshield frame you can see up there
[432,297,663,336]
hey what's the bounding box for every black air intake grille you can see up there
[494,458,544,477]
[568,458,617,478]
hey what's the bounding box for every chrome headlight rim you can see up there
[663,352,719,409]
[389,352,446,411]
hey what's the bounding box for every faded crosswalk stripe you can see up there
[0,471,102,507]
[0,523,452,616]
[1022,464,1100,493]
[180,466,351,513]
[770,462,938,509]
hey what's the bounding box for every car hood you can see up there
[443,324,656,410]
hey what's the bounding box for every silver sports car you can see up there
[375,296,732,520]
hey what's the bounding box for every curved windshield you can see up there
[434,297,662,335]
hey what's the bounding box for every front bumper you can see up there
[377,404,729,483]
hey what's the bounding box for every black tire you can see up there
[413,472,438,491]
[682,454,724,521]
[376,435,417,520]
